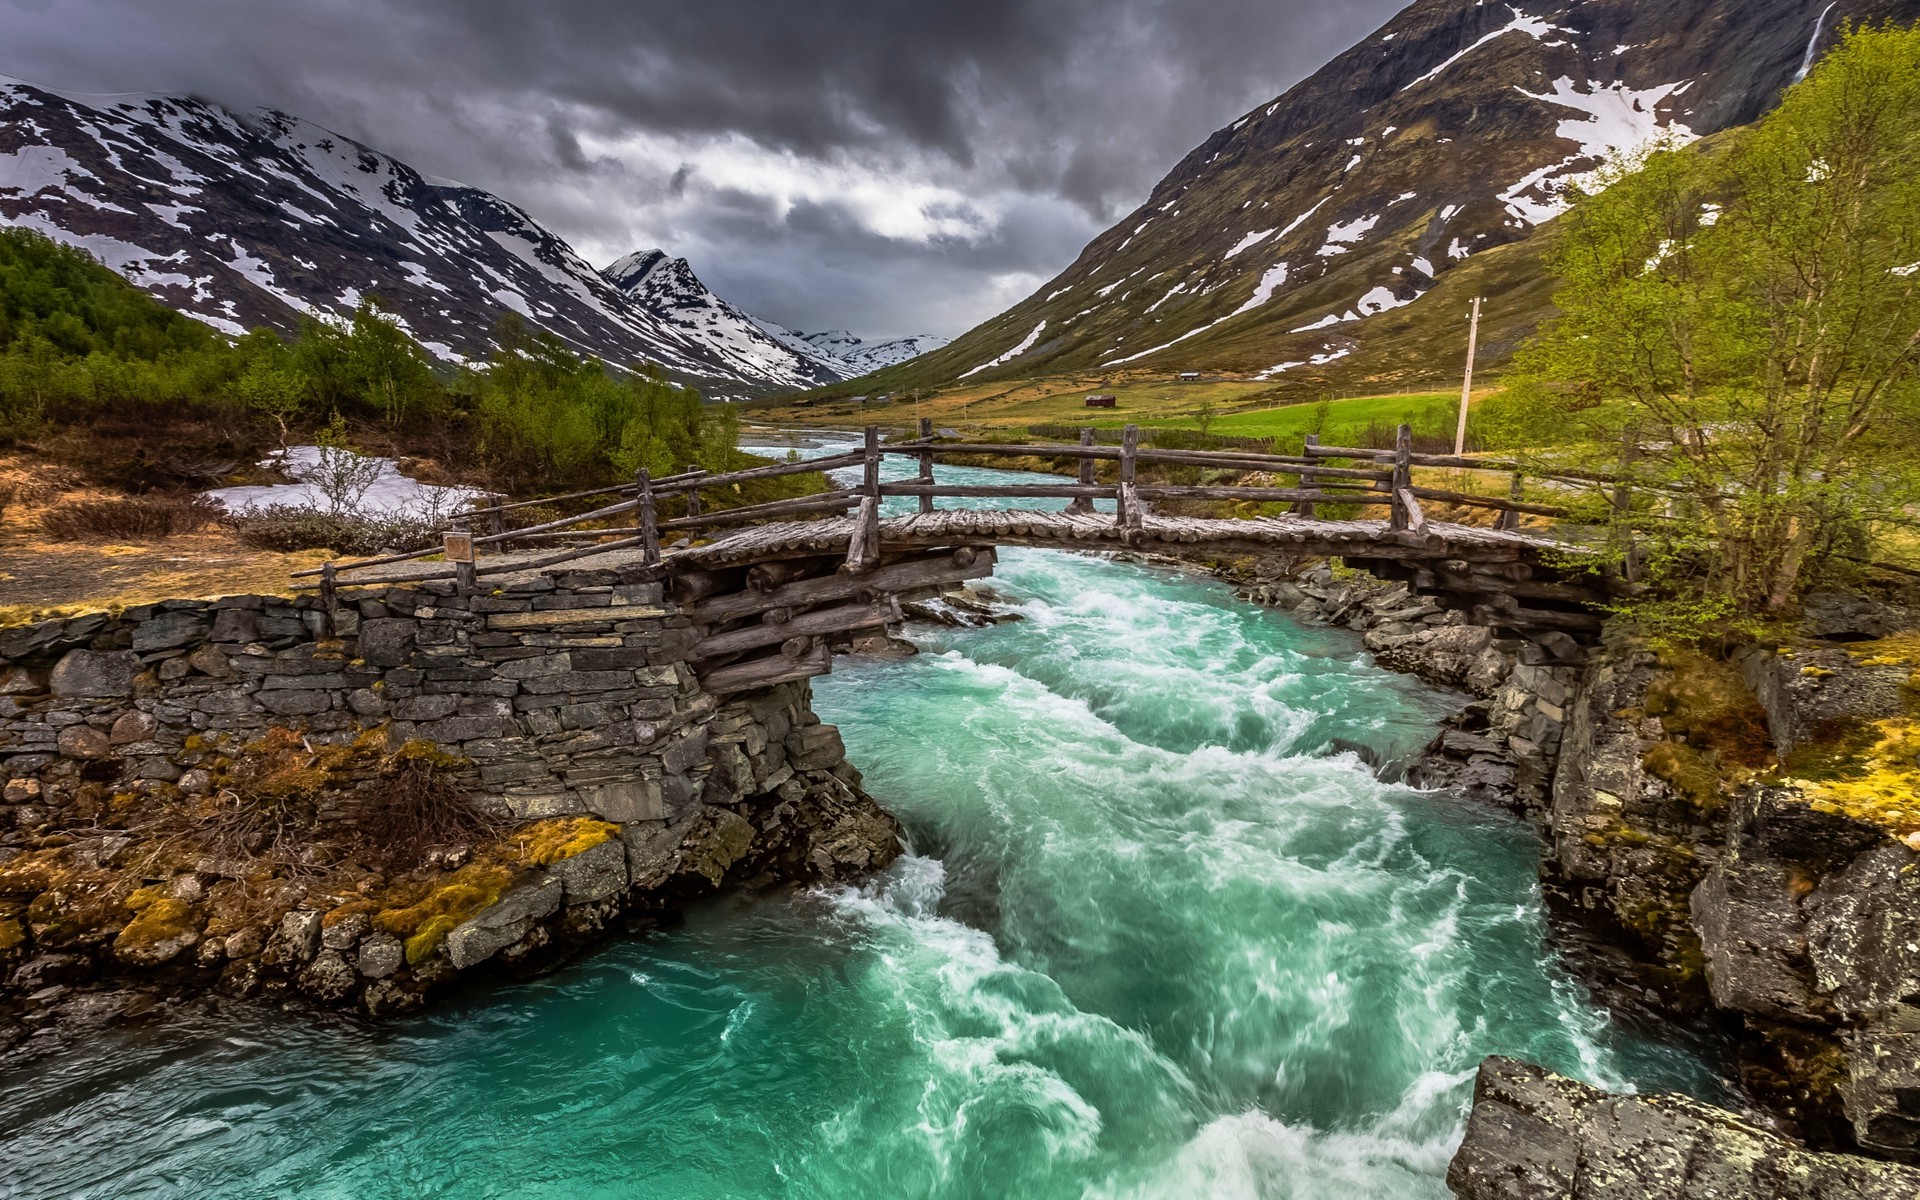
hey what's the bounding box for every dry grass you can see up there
[0,451,333,627]
[39,494,220,541]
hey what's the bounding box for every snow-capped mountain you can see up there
[753,322,950,377]
[856,0,1919,392]
[599,250,842,390]
[0,75,832,396]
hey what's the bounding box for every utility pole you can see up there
[1454,295,1482,456]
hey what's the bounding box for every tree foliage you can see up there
[1485,22,1920,619]
[0,227,740,494]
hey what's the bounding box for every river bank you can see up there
[1201,546,1920,1183]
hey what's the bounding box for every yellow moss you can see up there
[124,885,167,911]
[0,916,23,952]
[1800,665,1835,679]
[1844,633,1920,667]
[372,862,518,963]
[510,817,619,866]
[113,896,196,951]
[388,738,463,769]
[0,848,76,897]
[405,915,462,964]
[1782,719,1920,837]
[322,898,382,927]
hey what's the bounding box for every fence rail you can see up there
[300,420,1582,590]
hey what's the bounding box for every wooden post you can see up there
[451,518,478,594]
[1454,296,1481,456]
[684,465,702,521]
[318,560,338,638]
[1501,472,1524,532]
[1066,427,1096,515]
[1295,433,1319,517]
[917,417,935,514]
[635,468,660,567]
[1116,423,1139,527]
[845,426,881,574]
[1389,423,1414,532]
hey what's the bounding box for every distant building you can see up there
[1085,394,1117,408]
[849,396,868,405]
[1178,371,1202,381]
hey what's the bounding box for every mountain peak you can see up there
[0,76,844,395]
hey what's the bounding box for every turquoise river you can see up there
[0,438,1719,1198]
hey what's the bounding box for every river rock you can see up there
[444,876,563,969]
[550,837,627,903]
[357,933,404,979]
[1446,1056,1920,1199]
[297,950,360,1002]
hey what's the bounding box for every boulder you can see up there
[549,837,628,903]
[1447,1056,1920,1199]
[49,650,139,699]
[357,933,404,979]
[1364,624,1493,691]
[296,950,360,1002]
[263,910,323,966]
[108,711,157,746]
[444,876,562,969]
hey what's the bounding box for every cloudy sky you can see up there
[3,0,1406,339]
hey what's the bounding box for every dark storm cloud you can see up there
[1,0,1408,337]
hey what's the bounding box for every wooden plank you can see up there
[685,547,995,622]
[883,442,1124,460]
[1296,433,1319,519]
[691,596,901,659]
[1135,486,1390,504]
[661,490,861,531]
[882,483,1116,499]
[699,640,834,695]
[917,417,935,515]
[1397,488,1428,535]
[636,467,661,566]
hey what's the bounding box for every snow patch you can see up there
[1316,213,1380,257]
[202,446,491,520]
[1402,7,1561,93]
[960,320,1047,378]
[1497,78,1699,224]
[1224,228,1277,259]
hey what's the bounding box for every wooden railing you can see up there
[295,420,1567,593]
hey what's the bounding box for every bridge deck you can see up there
[674,509,1555,568]
[330,509,1562,589]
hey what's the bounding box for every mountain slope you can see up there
[0,75,831,396]
[842,0,1918,397]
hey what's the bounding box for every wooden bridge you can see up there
[299,422,1616,695]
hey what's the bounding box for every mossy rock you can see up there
[112,894,201,965]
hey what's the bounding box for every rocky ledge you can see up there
[1449,1057,1920,1199]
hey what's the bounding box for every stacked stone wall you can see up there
[0,564,898,1024]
